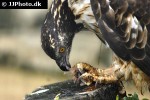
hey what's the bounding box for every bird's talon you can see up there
[95,81,98,87]
[78,73,94,86]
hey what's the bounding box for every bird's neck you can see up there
[68,0,92,22]
[67,0,105,43]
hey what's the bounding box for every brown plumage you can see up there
[41,0,150,94]
[72,56,150,94]
[70,0,150,94]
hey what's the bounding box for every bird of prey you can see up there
[41,0,150,93]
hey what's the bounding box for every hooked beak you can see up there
[56,55,71,71]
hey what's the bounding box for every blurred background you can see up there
[0,1,149,100]
[0,3,111,100]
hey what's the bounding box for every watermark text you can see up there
[0,0,47,9]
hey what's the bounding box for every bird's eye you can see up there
[59,47,65,53]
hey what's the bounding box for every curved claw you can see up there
[72,62,98,74]
[71,62,98,86]
[71,62,101,86]
[78,72,94,86]
[71,62,119,86]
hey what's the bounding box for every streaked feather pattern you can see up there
[90,0,150,76]
[42,0,150,94]
[68,0,150,93]
[89,0,150,93]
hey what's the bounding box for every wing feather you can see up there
[91,0,150,76]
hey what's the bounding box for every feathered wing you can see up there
[90,0,150,76]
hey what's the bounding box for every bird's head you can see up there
[41,0,84,71]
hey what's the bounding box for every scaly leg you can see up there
[70,57,150,94]
[71,57,130,86]
[71,62,119,86]
[70,62,127,96]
